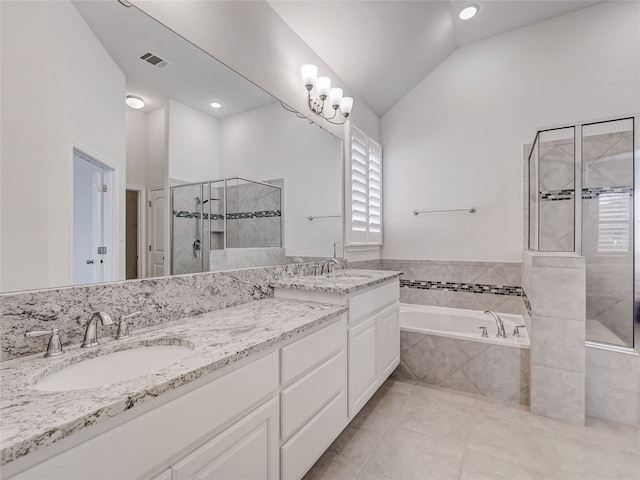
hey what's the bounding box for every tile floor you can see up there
[304,378,640,480]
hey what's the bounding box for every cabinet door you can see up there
[172,397,279,480]
[348,315,378,418]
[377,304,400,380]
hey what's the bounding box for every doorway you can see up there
[147,186,166,277]
[125,189,139,279]
[72,149,113,285]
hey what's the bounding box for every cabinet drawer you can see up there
[280,390,347,480]
[348,281,399,325]
[281,349,346,441]
[281,315,346,385]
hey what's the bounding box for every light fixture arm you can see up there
[300,64,352,126]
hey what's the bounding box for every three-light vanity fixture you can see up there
[300,64,353,125]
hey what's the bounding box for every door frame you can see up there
[126,184,146,279]
[71,144,119,285]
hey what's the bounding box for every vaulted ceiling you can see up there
[268,0,601,116]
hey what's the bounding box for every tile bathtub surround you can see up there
[304,377,640,480]
[522,251,586,425]
[395,331,530,405]
[0,298,347,465]
[0,259,346,361]
[350,259,525,315]
[586,346,640,426]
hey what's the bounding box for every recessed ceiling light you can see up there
[210,102,222,109]
[125,95,145,109]
[459,3,479,20]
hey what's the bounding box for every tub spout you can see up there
[484,310,507,339]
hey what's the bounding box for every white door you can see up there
[172,397,279,480]
[73,150,112,285]
[147,187,166,277]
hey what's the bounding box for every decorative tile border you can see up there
[522,289,532,316]
[173,210,281,220]
[540,186,633,201]
[400,279,522,297]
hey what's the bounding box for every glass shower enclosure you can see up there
[170,177,282,275]
[527,116,637,349]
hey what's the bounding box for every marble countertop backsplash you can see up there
[0,260,346,361]
[271,269,402,294]
[0,298,347,466]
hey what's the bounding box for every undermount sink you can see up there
[33,344,193,392]
[324,272,374,280]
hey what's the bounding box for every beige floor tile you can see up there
[466,415,562,477]
[302,451,361,480]
[459,449,562,480]
[556,433,640,479]
[362,425,464,480]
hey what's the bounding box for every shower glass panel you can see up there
[528,136,539,250]
[583,118,634,347]
[537,127,575,252]
[171,183,204,275]
[225,178,282,249]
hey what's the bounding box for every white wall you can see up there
[167,100,219,183]
[381,1,640,262]
[218,102,343,257]
[0,0,126,292]
[147,108,168,189]
[126,109,148,188]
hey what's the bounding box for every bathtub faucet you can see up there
[484,310,507,339]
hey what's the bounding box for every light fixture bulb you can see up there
[315,76,331,100]
[458,4,478,20]
[329,88,343,108]
[300,64,318,90]
[125,95,145,109]
[339,97,353,117]
[210,102,222,109]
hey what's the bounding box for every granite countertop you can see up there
[0,298,347,466]
[271,269,402,294]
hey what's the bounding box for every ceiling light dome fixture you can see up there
[458,3,479,20]
[125,95,145,109]
[300,64,353,125]
[210,102,222,109]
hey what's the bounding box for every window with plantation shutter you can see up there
[346,125,383,245]
[367,139,382,244]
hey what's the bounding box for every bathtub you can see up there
[400,304,530,348]
[397,304,530,405]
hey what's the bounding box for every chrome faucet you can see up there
[81,311,113,348]
[25,328,64,357]
[321,259,340,275]
[484,310,507,339]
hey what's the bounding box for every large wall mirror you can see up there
[0,0,344,293]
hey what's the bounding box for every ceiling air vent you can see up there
[140,52,170,68]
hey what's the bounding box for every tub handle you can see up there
[513,325,526,337]
[477,326,488,338]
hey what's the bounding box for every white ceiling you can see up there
[73,1,275,118]
[268,0,601,116]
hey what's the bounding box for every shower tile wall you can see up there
[172,184,206,275]
[226,180,282,249]
[538,135,575,252]
[582,130,633,346]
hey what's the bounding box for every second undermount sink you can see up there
[33,343,193,392]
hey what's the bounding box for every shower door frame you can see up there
[527,113,639,352]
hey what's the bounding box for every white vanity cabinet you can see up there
[8,314,349,480]
[275,277,400,419]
